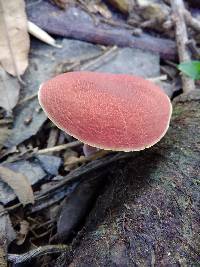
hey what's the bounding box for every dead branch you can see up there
[37,140,82,154]
[184,9,200,32]
[170,0,195,93]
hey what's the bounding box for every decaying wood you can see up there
[67,91,200,266]
[171,0,195,93]
[27,3,177,60]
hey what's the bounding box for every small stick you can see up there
[47,128,59,150]
[28,21,62,48]
[17,93,38,106]
[0,119,12,125]
[99,17,135,30]
[186,40,200,60]
[147,75,167,83]
[36,140,82,154]
[8,245,69,264]
[184,9,200,32]
[64,150,110,166]
[80,45,118,71]
[170,0,195,93]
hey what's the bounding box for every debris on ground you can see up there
[0,0,199,266]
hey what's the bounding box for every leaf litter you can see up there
[0,0,199,266]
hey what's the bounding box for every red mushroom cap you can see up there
[38,71,172,151]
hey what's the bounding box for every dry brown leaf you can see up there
[0,67,20,111]
[0,166,34,205]
[0,0,30,76]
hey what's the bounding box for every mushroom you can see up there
[38,71,172,154]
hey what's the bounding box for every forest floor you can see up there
[0,0,199,266]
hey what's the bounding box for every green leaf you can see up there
[177,61,200,80]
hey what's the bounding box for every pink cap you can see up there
[38,71,172,151]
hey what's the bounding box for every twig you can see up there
[64,150,111,166]
[99,17,135,30]
[80,45,118,71]
[0,152,134,216]
[147,75,167,83]
[47,128,59,150]
[28,21,62,48]
[184,9,200,32]
[186,40,200,60]
[8,245,69,264]
[0,119,12,125]
[38,152,133,198]
[17,93,38,106]
[37,140,82,154]
[170,0,195,93]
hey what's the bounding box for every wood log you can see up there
[68,91,200,266]
[26,1,176,60]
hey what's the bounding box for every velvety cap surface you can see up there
[38,71,172,151]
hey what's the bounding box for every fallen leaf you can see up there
[0,160,46,205]
[0,166,34,205]
[0,0,30,76]
[0,67,20,111]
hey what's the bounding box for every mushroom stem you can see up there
[83,144,100,157]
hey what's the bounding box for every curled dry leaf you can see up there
[0,67,20,112]
[0,0,30,76]
[0,166,34,205]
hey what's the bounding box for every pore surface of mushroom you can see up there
[38,71,172,152]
